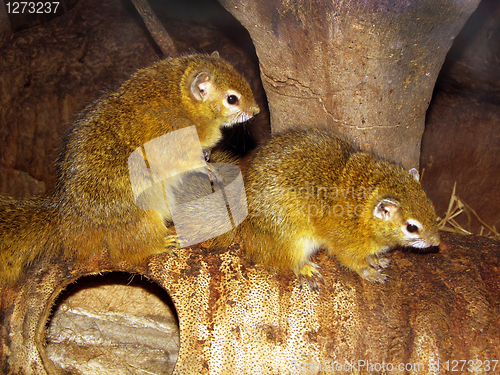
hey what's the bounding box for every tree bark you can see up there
[217,0,481,168]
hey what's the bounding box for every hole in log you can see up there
[44,272,179,374]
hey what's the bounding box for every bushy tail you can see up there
[0,195,59,284]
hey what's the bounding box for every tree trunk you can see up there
[217,0,481,168]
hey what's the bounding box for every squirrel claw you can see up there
[297,263,324,291]
[207,163,225,185]
[164,234,181,249]
[360,267,388,284]
[367,254,391,270]
[203,149,213,162]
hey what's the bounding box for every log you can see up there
[1,232,498,374]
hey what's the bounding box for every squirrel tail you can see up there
[0,195,60,284]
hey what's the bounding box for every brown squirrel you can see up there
[0,53,259,284]
[213,128,440,288]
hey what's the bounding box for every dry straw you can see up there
[437,182,499,241]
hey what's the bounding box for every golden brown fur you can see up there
[0,53,259,284]
[217,128,440,287]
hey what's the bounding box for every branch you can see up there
[130,0,178,57]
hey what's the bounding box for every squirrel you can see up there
[212,128,440,288]
[0,53,259,284]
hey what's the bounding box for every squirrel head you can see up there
[180,53,260,128]
[368,167,440,250]
[112,53,260,148]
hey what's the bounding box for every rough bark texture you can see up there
[217,0,481,168]
[130,0,178,56]
[0,232,499,374]
[421,0,500,232]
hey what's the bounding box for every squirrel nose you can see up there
[251,105,260,116]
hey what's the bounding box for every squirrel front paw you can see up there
[367,254,391,270]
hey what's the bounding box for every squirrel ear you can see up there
[191,72,213,102]
[409,168,420,182]
[373,199,400,221]
[211,51,220,58]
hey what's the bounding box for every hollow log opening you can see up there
[44,273,179,374]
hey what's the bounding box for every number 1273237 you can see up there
[5,2,60,14]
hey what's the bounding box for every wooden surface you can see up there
[1,232,498,374]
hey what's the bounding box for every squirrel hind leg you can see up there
[209,228,236,250]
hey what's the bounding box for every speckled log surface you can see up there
[1,231,498,374]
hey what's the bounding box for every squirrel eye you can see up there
[226,94,239,105]
[406,223,419,233]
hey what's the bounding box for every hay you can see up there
[437,182,499,241]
